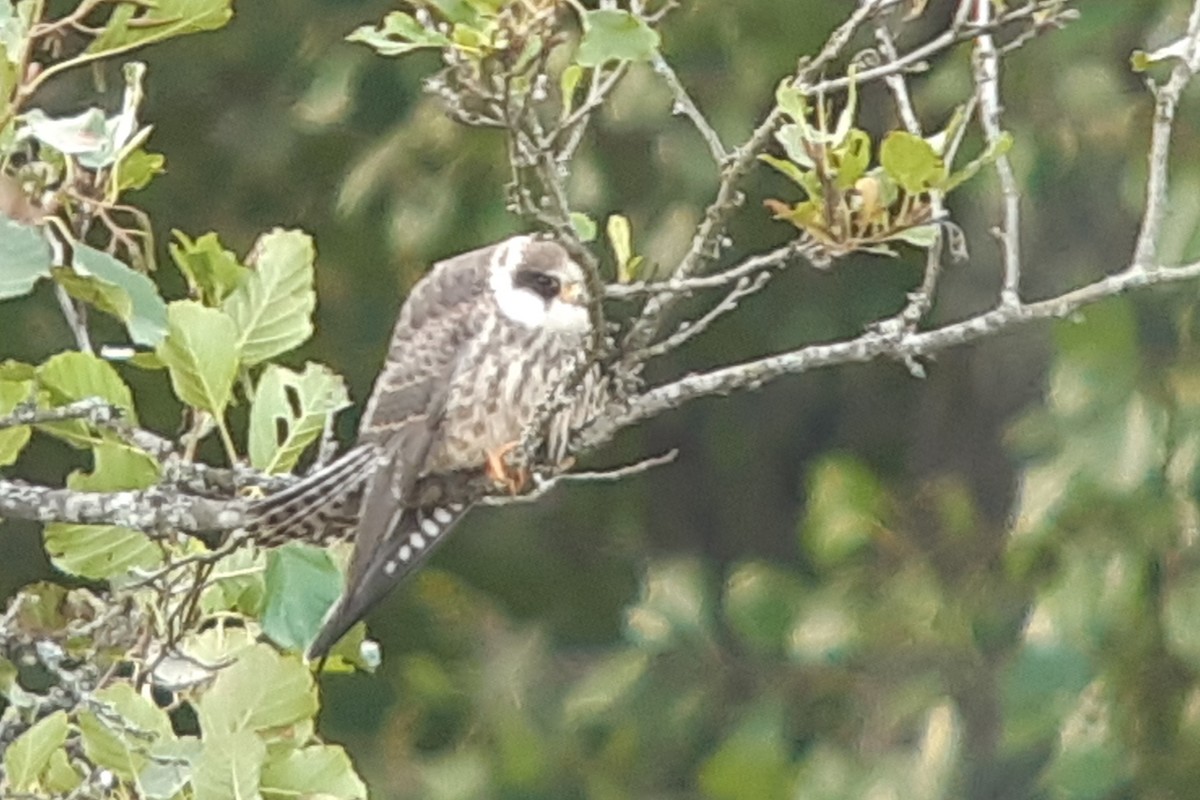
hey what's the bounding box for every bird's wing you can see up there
[306,240,511,659]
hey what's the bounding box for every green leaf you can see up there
[44,444,163,580]
[139,738,202,800]
[63,243,169,346]
[156,300,239,415]
[169,230,249,305]
[37,350,138,447]
[261,544,343,652]
[0,378,32,466]
[86,0,232,56]
[833,128,871,189]
[560,63,583,117]
[607,214,637,283]
[42,748,82,794]
[346,11,451,56]
[801,454,885,568]
[774,123,815,169]
[222,229,316,365]
[569,211,597,243]
[879,130,945,195]
[248,363,350,473]
[0,214,51,298]
[197,644,318,736]
[891,223,940,248]
[193,729,267,800]
[261,745,368,800]
[4,710,69,792]
[575,9,659,67]
[774,78,807,122]
[78,682,173,781]
[116,148,166,192]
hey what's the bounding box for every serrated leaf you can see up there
[0,214,51,298]
[193,729,267,800]
[261,544,342,652]
[0,378,31,466]
[248,363,350,473]
[4,710,69,791]
[67,243,169,346]
[575,9,659,67]
[156,300,239,414]
[346,11,450,56]
[261,745,368,799]
[197,644,318,736]
[222,229,316,365]
[169,230,248,305]
[86,0,232,56]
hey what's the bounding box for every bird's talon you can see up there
[485,441,528,494]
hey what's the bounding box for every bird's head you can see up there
[490,235,591,333]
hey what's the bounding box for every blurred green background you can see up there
[9,0,1200,797]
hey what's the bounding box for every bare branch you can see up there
[0,478,249,534]
[1130,0,1200,270]
[580,259,1200,450]
[973,0,1023,306]
[480,449,679,506]
[651,52,726,163]
[630,271,774,363]
[605,243,807,300]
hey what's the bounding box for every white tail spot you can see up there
[411,533,427,549]
[398,544,413,562]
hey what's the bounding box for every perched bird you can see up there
[250,235,604,659]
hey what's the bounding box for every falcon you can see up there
[250,235,604,659]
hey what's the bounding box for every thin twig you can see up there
[605,243,803,299]
[1130,0,1200,271]
[480,449,679,506]
[651,53,726,163]
[973,0,1022,306]
[631,271,774,363]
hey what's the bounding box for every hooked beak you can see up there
[559,280,586,306]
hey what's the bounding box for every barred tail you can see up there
[305,502,472,660]
[243,445,378,546]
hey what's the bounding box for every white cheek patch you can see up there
[494,284,548,327]
[543,299,590,333]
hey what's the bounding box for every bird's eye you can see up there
[515,269,561,301]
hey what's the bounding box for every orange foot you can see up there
[485,441,529,495]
